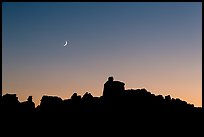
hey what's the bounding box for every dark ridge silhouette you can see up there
[1,76,203,132]
[2,77,202,115]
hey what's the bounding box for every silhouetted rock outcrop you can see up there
[38,95,63,113]
[2,76,202,118]
[103,76,125,99]
[2,93,21,113]
[21,96,35,113]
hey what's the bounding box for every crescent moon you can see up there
[64,41,68,46]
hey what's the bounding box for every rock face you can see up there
[2,93,21,113]
[103,76,125,99]
[1,76,202,133]
[1,76,202,116]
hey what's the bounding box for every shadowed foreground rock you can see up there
[1,77,203,132]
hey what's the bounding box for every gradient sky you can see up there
[2,2,202,107]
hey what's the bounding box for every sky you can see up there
[2,2,202,107]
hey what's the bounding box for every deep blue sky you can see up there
[2,2,202,107]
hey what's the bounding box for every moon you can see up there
[63,41,68,46]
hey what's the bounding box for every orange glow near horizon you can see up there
[2,70,202,107]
